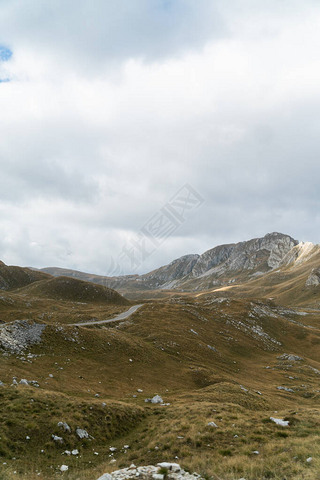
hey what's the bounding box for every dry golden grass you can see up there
[0,294,319,479]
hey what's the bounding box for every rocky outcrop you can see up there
[142,255,200,289]
[280,242,318,267]
[0,320,46,354]
[97,462,204,480]
[306,268,320,286]
[190,232,298,277]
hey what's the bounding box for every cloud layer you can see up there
[0,1,320,274]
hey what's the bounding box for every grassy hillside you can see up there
[0,294,319,479]
[16,276,130,306]
[0,261,50,291]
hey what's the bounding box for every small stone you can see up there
[60,465,68,472]
[207,421,218,427]
[52,435,63,444]
[76,428,90,439]
[306,457,312,463]
[58,422,71,433]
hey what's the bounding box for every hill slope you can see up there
[16,276,130,305]
[0,261,50,291]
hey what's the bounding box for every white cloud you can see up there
[0,1,320,273]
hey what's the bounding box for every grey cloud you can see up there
[0,1,320,274]
[0,0,225,70]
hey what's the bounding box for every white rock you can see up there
[277,386,294,392]
[58,422,71,433]
[72,449,79,455]
[52,435,63,443]
[306,457,312,463]
[270,417,289,427]
[60,465,68,472]
[207,421,218,427]
[76,428,90,439]
[19,379,29,385]
[151,395,163,404]
[157,462,181,472]
[152,475,164,480]
[109,447,117,452]
[97,474,112,480]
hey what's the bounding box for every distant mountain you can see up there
[36,232,320,296]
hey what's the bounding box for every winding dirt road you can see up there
[72,304,144,327]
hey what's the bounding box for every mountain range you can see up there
[34,232,320,305]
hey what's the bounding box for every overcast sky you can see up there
[0,0,320,275]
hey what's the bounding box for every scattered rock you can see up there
[76,428,90,439]
[52,435,64,444]
[207,421,218,427]
[58,422,71,433]
[60,465,68,472]
[151,395,163,404]
[96,462,204,479]
[270,417,289,427]
[0,320,46,354]
[19,379,29,385]
[278,354,303,362]
[277,386,294,393]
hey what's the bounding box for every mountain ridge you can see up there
[37,232,309,293]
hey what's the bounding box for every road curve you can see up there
[72,304,144,327]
